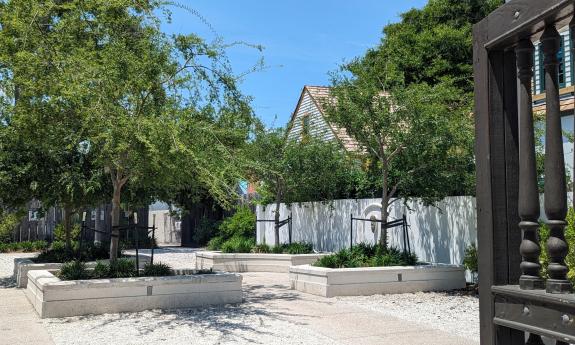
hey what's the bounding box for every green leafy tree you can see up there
[249,127,366,246]
[326,78,474,247]
[0,1,256,261]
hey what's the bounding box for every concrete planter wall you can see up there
[196,251,328,273]
[289,264,466,297]
[14,259,103,288]
[26,270,242,318]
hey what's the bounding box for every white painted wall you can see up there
[256,196,477,266]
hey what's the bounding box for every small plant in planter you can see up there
[143,262,173,277]
[108,258,138,278]
[58,261,90,280]
[463,243,478,285]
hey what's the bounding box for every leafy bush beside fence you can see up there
[0,240,48,253]
[313,243,417,269]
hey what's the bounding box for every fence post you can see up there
[350,214,353,250]
[288,216,292,245]
[151,214,156,266]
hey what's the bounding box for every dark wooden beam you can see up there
[475,0,573,49]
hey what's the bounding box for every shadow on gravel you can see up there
[0,276,16,288]
[44,280,318,344]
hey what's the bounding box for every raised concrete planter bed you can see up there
[196,251,329,273]
[289,264,466,297]
[25,269,242,318]
[14,258,101,289]
[14,254,146,288]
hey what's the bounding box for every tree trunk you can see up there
[63,205,73,251]
[109,182,122,262]
[273,186,281,247]
[94,206,102,243]
[380,161,389,250]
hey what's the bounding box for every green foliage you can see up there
[91,261,111,279]
[207,236,225,250]
[108,258,137,278]
[251,243,271,253]
[193,218,221,247]
[53,224,81,242]
[218,207,256,240]
[0,211,21,243]
[314,244,417,269]
[463,243,478,273]
[142,262,173,277]
[0,240,48,253]
[58,261,89,281]
[34,241,110,263]
[0,0,258,262]
[221,236,256,253]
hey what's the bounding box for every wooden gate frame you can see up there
[474,1,575,344]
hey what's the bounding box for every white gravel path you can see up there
[0,252,37,288]
[337,291,479,342]
[0,249,479,344]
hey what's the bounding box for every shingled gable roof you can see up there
[287,85,359,152]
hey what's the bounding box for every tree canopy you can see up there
[0,0,256,258]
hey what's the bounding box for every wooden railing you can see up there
[474,1,575,344]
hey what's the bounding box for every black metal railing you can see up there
[256,215,292,244]
[79,214,157,276]
[349,214,411,253]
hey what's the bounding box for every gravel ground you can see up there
[0,252,37,288]
[0,249,479,344]
[123,247,199,269]
[42,304,337,345]
[337,291,479,341]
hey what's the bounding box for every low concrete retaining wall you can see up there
[14,258,110,288]
[196,251,328,273]
[26,270,243,318]
[289,264,466,297]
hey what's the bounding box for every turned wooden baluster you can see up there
[525,333,544,345]
[541,25,572,294]
[517,39,545,291]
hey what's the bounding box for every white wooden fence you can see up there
[256,196,477,266]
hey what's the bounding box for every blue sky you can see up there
[162,1,428,127]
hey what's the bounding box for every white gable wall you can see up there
[287,90,336,143]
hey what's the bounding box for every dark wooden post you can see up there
[516,39,545,290]
[542,25,572,294]
[571,16,575,211]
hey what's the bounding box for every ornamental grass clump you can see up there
[58,260,90,280]
[143,262,173,277]
[313,244,417,269]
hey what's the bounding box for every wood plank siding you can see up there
[532,25,575,113]
[286,86,359,152]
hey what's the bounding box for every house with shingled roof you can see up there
[286,85,359,152]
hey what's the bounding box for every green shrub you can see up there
[463,243,478,273]
[142,262,173,277]
[0,212,20,243]
[0,243,6,253]
[193,218,221,246]
[313,244,417,268]
[207,236,225,250]
[91,261,111,279]
[58,260,89,280]
[32,240,48,251]
[221,236,255,253]
[10,242,22,251]
[108,258,137,278]
[284,242,313,254]
[19,241,35,252]
[34,241,111,263]
[251,243,271,253]
[54,223,81,242]
[219,207,255,240]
